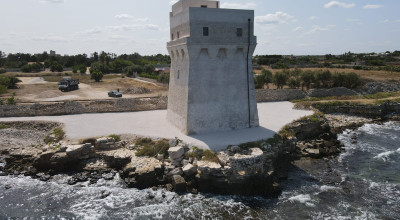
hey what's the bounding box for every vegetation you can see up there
[108,134,121,142]
[364,91,400,100]
[6,96,16,105]
[0,123,9,129]
[90,70,103,82]
[44,127,65,144]
[135,138,170,158]
[202,150,219,163]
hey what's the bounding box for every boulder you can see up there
[197,161,222,176]
[66,144,94,159]
[168,146,184,160]
[172,175,186,192]
[95,137,117,150]
[182,164,197,176]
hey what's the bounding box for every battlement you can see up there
[171,0,219,16]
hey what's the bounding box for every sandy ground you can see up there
[0,102,313,151]
[10,77,167,102]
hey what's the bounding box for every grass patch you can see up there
[364,91,400,99]
[185,146,204,160]
[202,150,219,163]
[0,123,9,129]
[238,141,263,150]
[44,127,65,144]
[135,138,170,158]
[375,98,400,105]
[278,125,296,139]
[108,134,121,142]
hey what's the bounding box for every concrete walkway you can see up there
[0,102,313,151]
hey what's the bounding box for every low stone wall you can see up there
[256,89,306,102]
[306,87,358,98]
[0,97,168,117]
[313,102,400,118]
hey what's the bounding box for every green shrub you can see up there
[202,150,219,163]
[135,139,170,158]
[273,71,289,89]
[108,134,121,142]
[185,146,204,160]
[0,68,6,74]
[44,127,65,144]
[300,70,315,90]
[6,96,16,105]
[157,73,170,84]
[90,70,103,82]
[0,124,9,129]
[0,85,7,94]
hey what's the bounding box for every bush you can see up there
[44,127,65,144]
[185,147,204,160]
[79,65,87,74]
[72,66,78,73]
[202,150,219,163]
[0,85,7,94]
[90,70,103,82]
[316,70,332,88]
[0,123,9,129]
[138,73,157,80]
[0,68,6,74]
[135,139,170,158]
[157,73,170,84]
[108,134,121,142]
[6,96,16,105]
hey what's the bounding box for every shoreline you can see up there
[1,104,398,196]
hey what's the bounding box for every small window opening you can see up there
[177,70,180,79]
[171,33,174,40]
[203,27,209,36]
[177,32,180,39]
[237,28,243,37]
[201,5,207,8]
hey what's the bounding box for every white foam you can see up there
[288,194,315,207]
[374,150,397,161]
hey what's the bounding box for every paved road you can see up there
[0,102,313,151]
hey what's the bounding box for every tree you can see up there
[8,76,21,88]
[316,70,332,88]
[261,69,273,89]
[300,70,315,90]
[72,66,78,73]
[50,62,63,72]
[144,64,155,74]
[79,65,87,74]
[273,71,288,89]
[90,70,103,82]
[254,74,265,89]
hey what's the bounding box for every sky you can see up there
[0,0,399,56]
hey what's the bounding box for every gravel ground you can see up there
[0,121,62,150]
[0,102,314,151]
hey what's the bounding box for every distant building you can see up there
[50,50,56,56]
[167,0,259,135]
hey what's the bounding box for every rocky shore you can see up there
[1,100,399,196]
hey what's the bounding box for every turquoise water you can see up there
[0,122,399,219]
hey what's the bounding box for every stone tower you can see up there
[167,0,259,135]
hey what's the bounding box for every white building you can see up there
[167,0,259,135]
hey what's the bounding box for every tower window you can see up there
[237,28,243,37]
[177,31,180,39]
[171,33,174,40]
[203,27,209,36]
[201,5,207,8]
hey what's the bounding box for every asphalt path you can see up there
[0,102,313,151]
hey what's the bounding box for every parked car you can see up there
[108,90,122,98]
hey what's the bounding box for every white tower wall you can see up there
[167,0,259,135]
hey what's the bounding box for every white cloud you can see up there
[293,26,304,32]
[306,25,335,34]
[363,5,383,9]
[255,12,294,25]
[309,16,317,20]
[115,14,133,20]
[324,1,355,9]
[347,18,360,22]
[40,0,64,3]
[395,20,400,23]
[221,2,256,9]
[31,35,68,42]
[383,19,390,23]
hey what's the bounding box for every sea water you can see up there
[1,122,399,219]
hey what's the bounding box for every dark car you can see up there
[108,90,122,98]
